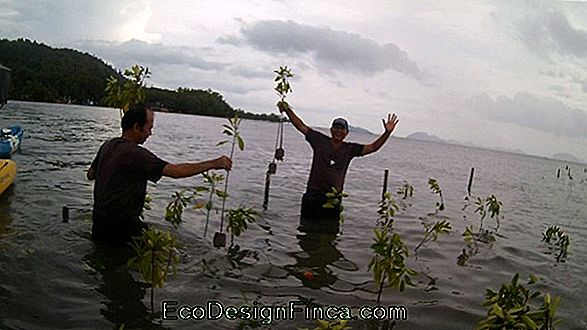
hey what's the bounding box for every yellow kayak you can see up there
[0,159,16,196]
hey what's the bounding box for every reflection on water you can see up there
[84,245,170,330]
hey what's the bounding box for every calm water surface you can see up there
[0,101,586,329]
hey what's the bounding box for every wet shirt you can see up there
[90,137,167,229]
[305,129,364,193]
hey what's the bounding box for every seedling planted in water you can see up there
[128,227,180,312]
[428,178,445,213]
[216,115,246,247]
[369,193,417,304]
[476,273,560,330]
[542,225,570,262]
[323,187,348,224]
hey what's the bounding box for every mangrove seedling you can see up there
[323,187,348,224]
[542,225,570,262]
[263,66,295,210]
[414,220,452,255]
[128,227,180,312]
[397,181,414,199]
[474,194,502,233]
[428,178,445,213]
[368,229,418,304]
[378,192,400,230]
[274,66,294,104]
[193,171,227,237]
[476,273,560,330]
[104,64,150,114]
[226,207,258,246]
[165,188,199,227]
[216,114,245,247]
[396,181,414,210]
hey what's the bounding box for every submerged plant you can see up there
[459,194,504,266]
[414,220,452,254]
[226,207,258,246]
[428,178,445,213]
[323,187,348,224]
[128,227,180,311]
[476,273,560,330]
[397,181,414,200]
[165,189,198,226]
[542,225,570,262]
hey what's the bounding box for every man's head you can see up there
[121,103,154,144]
[330,117,349,142]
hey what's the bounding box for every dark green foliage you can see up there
[226,207,258,245]
[0,38,120,104]
[323,187,348,224]
[476,273,560,330]
[428,178,445,212]
[542,226,570,262]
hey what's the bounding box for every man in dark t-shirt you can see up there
[277,101,399,223]
[87,104,232,246]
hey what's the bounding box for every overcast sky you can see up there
[2,0,587,161]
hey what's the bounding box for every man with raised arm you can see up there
[87,103,232,246]
[277,101,399,223]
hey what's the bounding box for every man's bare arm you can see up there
[362,113,399,155]
[277,101,310,135]
[162,156,232,179]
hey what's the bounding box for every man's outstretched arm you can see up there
[162,156,232,178]
[277,101,310,135]
[362,113,399,155]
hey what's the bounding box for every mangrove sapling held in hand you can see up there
[215,115,246,247]
[264,66,294,210]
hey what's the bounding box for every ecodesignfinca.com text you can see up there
[161,300,408,325]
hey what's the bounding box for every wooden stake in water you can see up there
[467,167,475,196]
[557,169,560,178]
[382,169,389,201]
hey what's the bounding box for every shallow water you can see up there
[0,101,586,329]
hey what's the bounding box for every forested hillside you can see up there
[0,38,279,121]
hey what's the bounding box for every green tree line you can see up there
[0,38,279,122]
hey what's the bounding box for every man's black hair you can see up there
[121,103,150,131]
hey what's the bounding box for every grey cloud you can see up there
[518,10,587,58]
[0,0,145,43]
[221,20,423,79]
[76,39,224,71]
[468,92,587,138]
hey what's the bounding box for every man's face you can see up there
[330,125,348,142]
[137,110,154,144]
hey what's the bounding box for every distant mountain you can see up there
[405,132,463,145]
[349,125,375,135]
[551,153,585,164]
